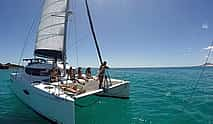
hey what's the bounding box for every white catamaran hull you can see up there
[97,82,129,99]
[10,76,75,124]
[10,70,129,124]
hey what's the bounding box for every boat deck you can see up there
[32,77,127,100]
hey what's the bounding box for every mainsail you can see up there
[35,0,68,60]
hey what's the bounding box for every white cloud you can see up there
[204,46,213,50]
[202,24,208,29]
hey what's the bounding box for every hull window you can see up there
[25,68,50,76]
[23,89,30,95]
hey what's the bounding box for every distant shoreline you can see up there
[1,63,212,70]
[0,63,23,70]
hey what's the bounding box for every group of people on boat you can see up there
[67,66,92,84]
[50,61,109,89]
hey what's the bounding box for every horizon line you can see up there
[0,62,204,68]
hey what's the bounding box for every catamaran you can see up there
[10,0,129,124]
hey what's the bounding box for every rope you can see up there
[85,0,103,64]
[18,17,37,65]
[106,70,112,86]
[186,41,213,102]
[73,0,79,66]
[17,1,44,66]
[69,0,81,66]
[84,0,112,89]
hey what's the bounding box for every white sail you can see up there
[35,0,68,60]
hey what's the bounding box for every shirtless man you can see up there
[98,61,109,89]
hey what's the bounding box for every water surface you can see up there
[1,67,213,124]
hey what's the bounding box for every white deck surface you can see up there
[32,78,127,100]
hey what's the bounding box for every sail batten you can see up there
[35,0,68,60]
[38,23,65,33]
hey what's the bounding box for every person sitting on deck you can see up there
[68,66,81,84]
[60,83,86,94]
[98,61,109,89]
[77,67,83,79]
[77,67,88,82]
[68,66,76,80]
[85,67,93,79]
[50,67,59,82]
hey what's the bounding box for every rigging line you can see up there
[185,47,213,91]
[18,1,44,66]
[85,0,103,65]
[85,0,112,89]
[66,4,72,65]
[69,0,78,66]
[67,18,72,64]
[69,33,90,49]
[73,0,79,66]
[61,0,70,77]
[187,41,213,102]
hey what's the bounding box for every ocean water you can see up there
[1,67,213,124]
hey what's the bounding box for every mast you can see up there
[63,0,70,76]
[85,0,103,64]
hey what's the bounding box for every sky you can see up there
[0,0,213,67]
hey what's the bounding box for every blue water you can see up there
[1,67,213,124]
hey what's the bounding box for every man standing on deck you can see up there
[98,61,109,89]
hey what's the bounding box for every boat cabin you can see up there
[23,58,52,77]
[23,58,47,66]
[25,67,50,76]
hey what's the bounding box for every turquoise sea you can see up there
[1,67,213,124]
